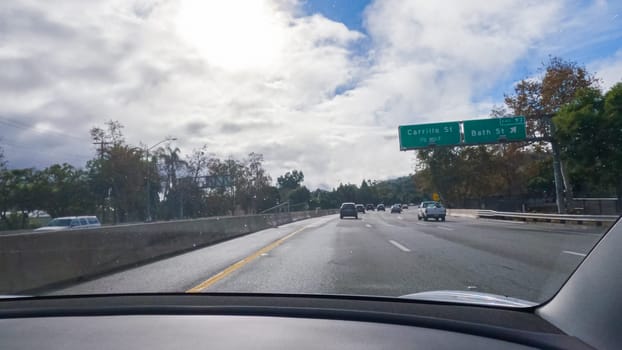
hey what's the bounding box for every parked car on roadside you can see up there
[34,216,101,232]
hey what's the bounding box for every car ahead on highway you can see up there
[365,204,375,211]
[34,216,101,232]
[418,201,446,221]
[376,204,385,211]
[401,204,409,209]
[339,203,358,219]
[355,204,366,213]
[390,204,402,214]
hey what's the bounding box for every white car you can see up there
[418,201,446,221]
[34,216,101,232]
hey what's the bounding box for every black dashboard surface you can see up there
[1,314,537,350]
[0,294,591,349]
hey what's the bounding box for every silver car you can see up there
[34,216,101,232]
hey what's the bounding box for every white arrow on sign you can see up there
[510,126,517,134]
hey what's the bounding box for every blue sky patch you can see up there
[302,0,371,33]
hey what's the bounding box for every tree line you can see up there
[309,177,423,210]
[0,117,426,230]
[1,56,620,229]
[0,121,313,229]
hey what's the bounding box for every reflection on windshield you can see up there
[0,0,620,307]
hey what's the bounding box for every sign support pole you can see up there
[551,142,565,214]
[549,120,566,214]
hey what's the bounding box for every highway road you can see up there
[52,210,608,303]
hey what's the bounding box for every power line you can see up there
[0,140,92,163]
[0,116,86,141]
[1,142,91,161]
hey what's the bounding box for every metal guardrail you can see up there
[477,210,619,226]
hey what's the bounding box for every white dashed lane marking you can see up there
[389,240,411,252]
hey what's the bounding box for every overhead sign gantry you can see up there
[398,116,526,150]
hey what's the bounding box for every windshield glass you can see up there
[0,0,620,307]
[46,219,72,227]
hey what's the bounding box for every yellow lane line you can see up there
[185,226,308,293]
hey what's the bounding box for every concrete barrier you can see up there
[0,210,337,294]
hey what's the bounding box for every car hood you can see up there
[0,295,28,299]
[400,290,537,308]
[34,226,69,232]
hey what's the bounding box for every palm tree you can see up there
[158,145,187,199]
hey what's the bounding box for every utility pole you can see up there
[179,189,183,219]
[93,140,112,223]
[524,114,565,214]
[179,178,184,219]
[232,184,236,216]
[93,140,111,160]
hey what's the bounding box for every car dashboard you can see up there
[0,294,590,350]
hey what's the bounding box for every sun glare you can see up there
[176,0,285,71]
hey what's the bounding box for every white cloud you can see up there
[590,50,622,91]
[538,0,622,59]
[1,0,618,190]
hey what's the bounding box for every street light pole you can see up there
[145,137,177,222]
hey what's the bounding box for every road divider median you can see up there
[0,210,338,294]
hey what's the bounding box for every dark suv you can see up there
[366,204,375,211]
[340,202,358,219]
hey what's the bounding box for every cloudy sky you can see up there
[1,0,621,189]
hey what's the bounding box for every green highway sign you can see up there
[398,116,527,150]
[463,116,526,144]
[199,175,232,188]
[399,122,461,150]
